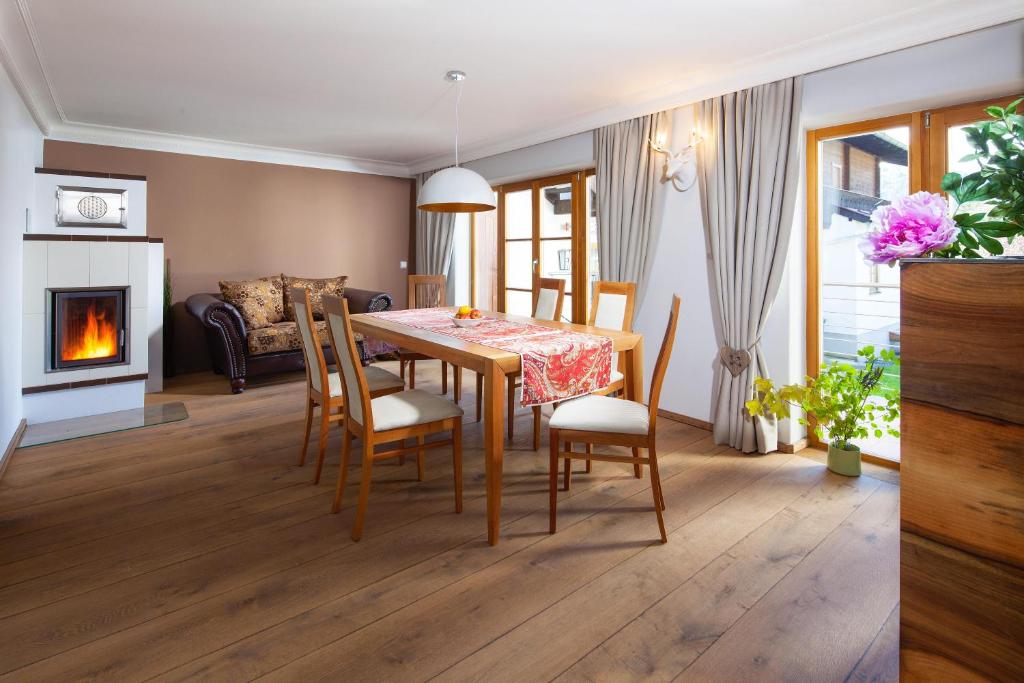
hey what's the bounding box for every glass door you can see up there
[501,185,535,316]
[928,97,1024,257]
[810,118,912,461]
[497,172,590,321]
[538,177,575,321]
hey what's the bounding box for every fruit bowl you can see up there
[453,316,485,328]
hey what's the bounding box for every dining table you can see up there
[350,308,644,546]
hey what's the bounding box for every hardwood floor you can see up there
[0,362,899,681]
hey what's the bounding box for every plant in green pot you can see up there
[746,347,900,476]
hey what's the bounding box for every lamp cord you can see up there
[453,79,463,167]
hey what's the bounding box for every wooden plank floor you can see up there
[0,362,899,681]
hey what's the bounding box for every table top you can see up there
[350,307,641,375]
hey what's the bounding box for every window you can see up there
[495,170,596,323]
[809,118,910,462]
[806,94,1022,465]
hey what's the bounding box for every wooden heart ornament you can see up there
[719,346,751,377]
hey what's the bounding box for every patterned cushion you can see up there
[246,321,363,356]
[219,276,285,330]
[282,275,348,321]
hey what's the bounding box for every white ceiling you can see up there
[1,0,1021,175]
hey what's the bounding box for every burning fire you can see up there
[62,301,118,361]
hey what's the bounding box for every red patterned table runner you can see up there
[368,308,612,406]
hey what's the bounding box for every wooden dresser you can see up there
[899,258,1024,681]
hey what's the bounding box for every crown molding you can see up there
[0,0,50,134]
[408,4,1024,174]
[0,0,410,177]
[46,121,411,177]
[2,0,1021,178]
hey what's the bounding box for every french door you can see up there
[496,171,593,323]
[806,93,1022,465]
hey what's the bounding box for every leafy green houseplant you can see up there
[746,347,900,476]
[940,97,1024,257]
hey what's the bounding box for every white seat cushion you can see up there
[371,389,464,432]
[328,365,404,397]
[549,395,649,435]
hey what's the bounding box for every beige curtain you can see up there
[697,76,803,454]
[415,170,456,304]
[594,111,670,307]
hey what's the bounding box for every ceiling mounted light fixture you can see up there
[417,70,496,213]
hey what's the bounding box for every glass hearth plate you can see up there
[19,402,189,448]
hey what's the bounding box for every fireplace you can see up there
[49,287,129,371]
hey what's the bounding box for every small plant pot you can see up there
[827,443,862,477]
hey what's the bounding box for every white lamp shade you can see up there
[417,167,495,213]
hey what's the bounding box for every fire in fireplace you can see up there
[49,288,128,371]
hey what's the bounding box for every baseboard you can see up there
[657,409,712,432]
[0,419,27,484]
[779,438,808,454]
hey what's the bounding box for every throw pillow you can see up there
[283,275,348,321]
[218,275,285,330]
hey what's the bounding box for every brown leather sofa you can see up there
[186,287,393,393]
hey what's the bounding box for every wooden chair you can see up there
[588,280,637,398]
[399,274,460,400]
[291,287,405,484]
[497,278,566,450]
[548,295,680,543]
[323,294,464,541]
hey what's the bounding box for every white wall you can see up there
[464,132,593,186]
[463,21,1023,444]
[0,61,44,448]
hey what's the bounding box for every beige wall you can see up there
[43,141,413,307]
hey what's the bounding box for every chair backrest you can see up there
[589,280,637,375]
[290,287,330,398]
[647,295,681,432]
[588,281,636,332]
[408,274,446,309]
[322,294,373,428]
[534,277,566,322]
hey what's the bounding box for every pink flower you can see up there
[859,191,958,265]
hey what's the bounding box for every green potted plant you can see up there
[746,347,900,476]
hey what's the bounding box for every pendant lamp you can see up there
[417,71,496,213]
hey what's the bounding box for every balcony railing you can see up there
[821,281,900,362]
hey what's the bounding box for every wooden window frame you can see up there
[494,169,595,323]
[805,93,1021,467]
[805,113,923,466]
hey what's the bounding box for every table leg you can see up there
[625,340,644,478]
[624,338,644,402]
[483,360,505,545]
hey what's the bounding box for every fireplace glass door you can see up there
[50,289,127,370]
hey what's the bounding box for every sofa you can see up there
[187,275,393,393]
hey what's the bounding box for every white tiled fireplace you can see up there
[21,169,163,424]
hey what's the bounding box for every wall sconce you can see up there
[650,129,702,191]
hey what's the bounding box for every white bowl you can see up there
[453,316,485,328]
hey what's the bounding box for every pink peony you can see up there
[859,191,958,265]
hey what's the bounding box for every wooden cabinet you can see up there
[899,259,1024,681]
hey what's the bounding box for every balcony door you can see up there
[497,171,592,322]
[807,115,918,462]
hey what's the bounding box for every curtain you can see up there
[415,170,456,304]
[594,111,670,307]
[697,76,803,454]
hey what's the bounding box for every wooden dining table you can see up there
[350,309,644,546]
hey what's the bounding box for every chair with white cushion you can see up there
[500,277,567,449]
[323,294,464,542]
[291,287,405,484]
[548,295,680,543]
[588,280,637,399]
[571,280,637,473]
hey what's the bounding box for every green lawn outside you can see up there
[875,363,900,395]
